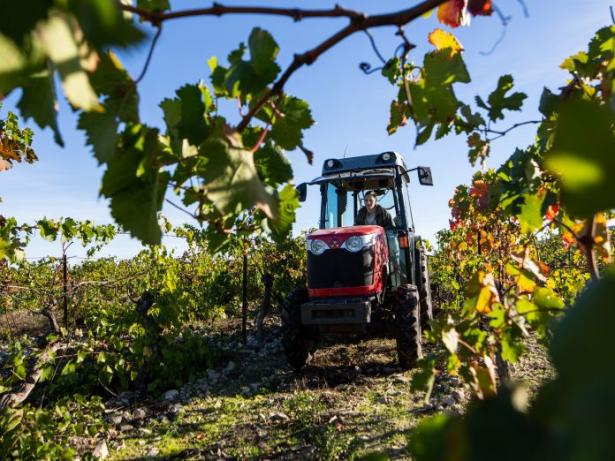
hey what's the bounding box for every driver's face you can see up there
[365,195,376,211]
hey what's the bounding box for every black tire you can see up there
[281,288,314,371]
[415,240,433,331]
[395,284,422,370]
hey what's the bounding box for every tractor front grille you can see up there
[307,248,374,289]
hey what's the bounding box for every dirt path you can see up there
[104,323,469,460]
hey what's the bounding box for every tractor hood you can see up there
[307,225,384,248]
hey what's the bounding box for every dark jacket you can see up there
[355,205,394,228]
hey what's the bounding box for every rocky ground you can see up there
[93,322,481,461]
[1,316,553,460]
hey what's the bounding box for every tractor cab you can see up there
[284,152,434,370]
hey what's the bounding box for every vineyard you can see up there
[1,1,615,460]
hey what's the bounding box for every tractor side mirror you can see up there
[417,167,433,186]
[296,183,307,202]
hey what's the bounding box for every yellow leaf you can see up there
[593,213,611,261]
[428,28,464,55]
[476,286,493,313]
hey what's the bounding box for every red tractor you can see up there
[283,151,434,370]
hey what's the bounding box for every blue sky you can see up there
[0,0,611,259]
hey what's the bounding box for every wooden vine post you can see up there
[62,250,68,330]
[242,240,248,344]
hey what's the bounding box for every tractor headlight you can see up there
[308,239,330,255]
[343,235,373,253]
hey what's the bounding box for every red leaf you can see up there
[468,0,493,16]
[545,203,560,221]
[437,0,467,28]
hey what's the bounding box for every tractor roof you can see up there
[320,152,407,176]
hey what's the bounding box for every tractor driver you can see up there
[355,191,394,228]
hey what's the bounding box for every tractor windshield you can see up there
[321,179,400,229]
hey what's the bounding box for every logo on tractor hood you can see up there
[307,226,383,255]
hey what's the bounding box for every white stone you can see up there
[207,369,220,383]
[269,411,289,422]
[93,440,109,460]
[163,389,179,401]
[133,408,147,420]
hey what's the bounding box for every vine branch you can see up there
[119,2,365,24]
[486,120,541,141]
[165,198,197,219]
[136,25,163,83]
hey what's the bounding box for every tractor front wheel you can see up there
[394,284,422,370]
[281,288,315,370]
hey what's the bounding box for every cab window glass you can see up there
[324,183,355,228]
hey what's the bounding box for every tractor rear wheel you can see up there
[281,288,315,370]
[394,284,422,370]
[415,241,434,331]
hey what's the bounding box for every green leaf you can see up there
[68,0,145,48]
[89,52,138,119]
[560,51,589,73]
[0,1,53,45]
[0,33,46,95]
[409,81,459,125]
[79,53,138,163]
[381,57,400,84]
[460,103,485,129]
[248,27,280,84]
[533,287,564,309]
[136,0,171,12]
[408,413,454,460]
[545,99,615,217]
[38,365,54,383]
[475,95,489,111]
[217,28,281,99]
[501,327,524,363]
[76,350,88,364]
[541,269,615,461]
[411,358,437,395]
[254,144,293,187]
[466,132,490,166]
[516,297,536,315]
[161,84,210,146]
[386,99,408,135]
[416,123,435,146]
[268,184,299,242]
[78,111,118,164]
[424,49,470,86]
[61,360,76,376]
[199,130,277,220]
[488,303,506,328]
[38,15,101,112]
[485,75,527,121]
[538,87,558,118]
[38,219,60,241]
[270,96,313,150]
[517,193,544,233]
[100,125,168,244]
[16,69,63,146]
